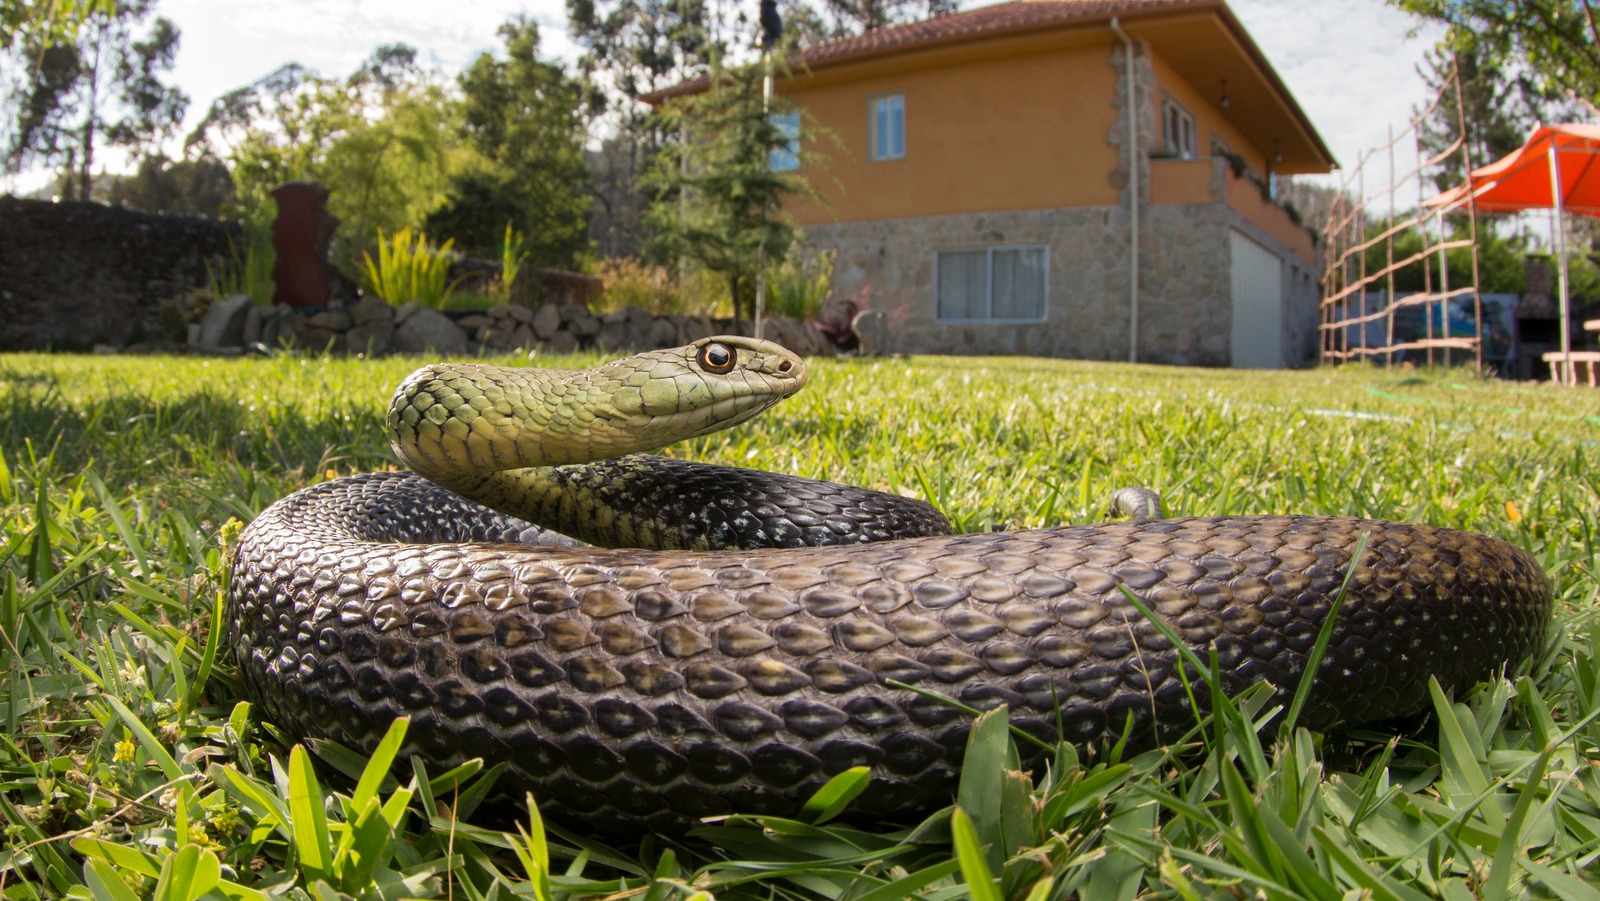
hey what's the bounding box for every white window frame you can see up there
[934,246,1049,324]
[1162,92,1196,159]
[770,111,801,172]
[869,93,905,162]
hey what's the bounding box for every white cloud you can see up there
[1228,0,1445,186]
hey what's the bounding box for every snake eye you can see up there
[697,342,736,374]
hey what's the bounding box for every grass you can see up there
[0,349,1596,899]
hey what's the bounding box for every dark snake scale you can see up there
[227,338,1553,834]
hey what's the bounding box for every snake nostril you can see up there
[777,360,793,373]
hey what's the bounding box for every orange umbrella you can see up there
[1426,124,1600,378]
[1426,124,1600,216]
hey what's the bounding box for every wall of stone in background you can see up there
[193,293,832,358]
[0,196,238,351]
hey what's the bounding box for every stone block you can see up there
[347,294,392,325]
[532,303,562,339]
[393,306,468,354]
[346,317,394,356]
[540,330,580,355]
[196,293,253,348]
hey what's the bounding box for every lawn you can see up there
[0,349,1596,899]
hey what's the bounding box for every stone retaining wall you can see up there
[196,293,832,358]
[0,196,238,351]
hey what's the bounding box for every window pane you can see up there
[889,96,904,157]
[937,251,988,320]
[992,248,1046,320]
[872,95,904,160]
[770,111,800,171]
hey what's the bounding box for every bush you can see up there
[592,258,729,317]
[208,201,276,306]
[360,227,468,308]
[766,248,834,321]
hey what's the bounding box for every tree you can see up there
[188,47,465,259]
[809,0,958,39]
[1414,43,1562,192]
[1391,0,1600,108]
[643,59,813,329]
[426,16,591,267]
[1,0,115,53]
[103,153,236,215]
[4,0,187,200]
[567,0,717,256]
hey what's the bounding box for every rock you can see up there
[502,304,532,324]
[539,330,580,355]
[242,303,269,347]
[457,314,495,332]
[346,317,395,356]
[196,293,253,348]
[486,318,519,349]
[307,309,353,331]
[532,303,562,339]
[288,315,344,353]
[647,317,678,349]
[510,324,535,349]
[852,309,890,356]
[347,294,392,326]
[394,306,468,354]
[394,300,424,325]
[597,319,634,351]
[567,308,600,339]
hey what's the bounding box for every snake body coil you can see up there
[228,338,1552,833]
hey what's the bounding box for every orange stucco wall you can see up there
[783,33,1123,225]
[1149,55,1268,178]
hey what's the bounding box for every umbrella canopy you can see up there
[1426,123,1600,216]
[1426,124,1600,382]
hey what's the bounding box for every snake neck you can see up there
[425,456,715,550]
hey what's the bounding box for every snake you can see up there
[227,336,1553,834]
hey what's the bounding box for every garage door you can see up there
[1230,230,1284,369]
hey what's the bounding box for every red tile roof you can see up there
[793,0,1211,70]
[646,0,1218,102]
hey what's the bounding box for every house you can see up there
[657,0,1336,367]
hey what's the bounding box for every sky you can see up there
[3,0,1445,195]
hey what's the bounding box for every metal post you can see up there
[750,63,773,341]
[1548,141,1573,383]
[1111,18,1139,364]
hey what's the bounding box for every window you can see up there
[770,111,800,172]
[1162,93,1196,158]
[935,246,1048,322]
[870,93,905,161]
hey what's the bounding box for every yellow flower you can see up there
[114,738,137,763]
[1505,500,1523,523]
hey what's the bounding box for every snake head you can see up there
[603,336,808,445]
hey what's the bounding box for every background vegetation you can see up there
[0,349,1595,897]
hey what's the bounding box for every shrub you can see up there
[766,247,834,321]
[208,202,276,305]
[592,258,729,317]
[360,227,468,308]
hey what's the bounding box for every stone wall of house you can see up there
[806,197,1317,368]
[0,196,238,351]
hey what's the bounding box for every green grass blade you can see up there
[950,807,1003,901]
[288,744,334,880]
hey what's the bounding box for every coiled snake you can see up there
[228,337,1552,833]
